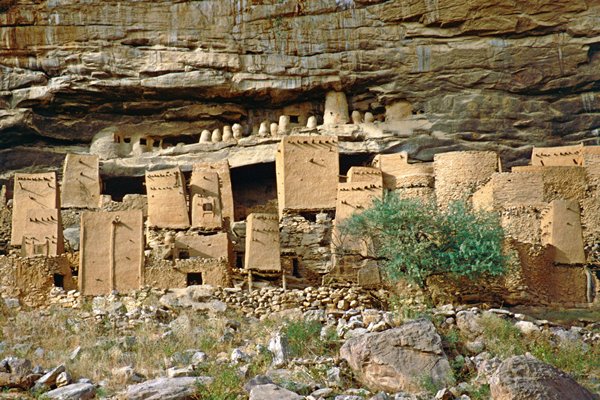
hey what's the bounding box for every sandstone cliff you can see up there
[0,0,599,178]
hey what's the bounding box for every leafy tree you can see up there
[339,192,507,288]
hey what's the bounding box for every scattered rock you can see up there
[489,355,596,400]
[514,321,541,335]
[41,382,95,400]
[244,375,274,393]
[34,364,66,391]
[123,377,213,400]
[249,383,302,400]
[340,318,453,393]
[268,332,290,367]
[55,371,71,388]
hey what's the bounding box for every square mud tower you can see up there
[276,136,339,217]
[21,209,64,257]
[79,211,144,295]
[174,232,231,263]
[244,213,281,272]
[541,200,585,264]
[11,172,60,246]
[347,167,383,185]
[61,153,101,208]
[434,151,500,208]
[531,144,583,167]
[189,171,223,230]
[191,161,234,226]
[511,166,587,202]
[333,182,383,255]
[472,173,544,212]
[146,167,190,229]
[372,153,434,201]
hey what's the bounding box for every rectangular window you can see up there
[53,274,64,288]
[186,273,203,286]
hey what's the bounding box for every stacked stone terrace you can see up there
[0,91,599,308]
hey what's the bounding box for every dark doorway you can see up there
[53,274,64,288]
[103,176,146,201]
[292,258,301,278]
[231,162,278,220]
[186,273,203,286]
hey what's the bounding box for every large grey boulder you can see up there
[122,377,212,400]
[268,332,290,367]
[41,382,95,400]
[34,364,66,391]
[249,384,302,400]
[489,355,596,400]
[340,318,453,393]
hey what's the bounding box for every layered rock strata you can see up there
[0,0,598,180]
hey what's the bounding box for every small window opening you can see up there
[236,253,244,269]
[202,203,213,212]
[53,274,64,288]
[178,249,190,260]
[123,137,131,144]
[139,138,147,145]
[289,115,299,124]
[299,211,318,222]
[292,258,301,278]
[186,273,203,286]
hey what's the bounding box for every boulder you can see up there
[41,382,96,400]
[0,372,37,390]
[249,384,302,400]
[34,364,66,391]
[489,355,596,400]
[268,332,290,367]
[123,377,213,400]
[340,318,453,393]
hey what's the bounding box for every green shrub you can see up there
[282,320,339,358]
[480,313,600,385]
[479,313,526,357]
[339,193,507,288]
[194,364,243,400]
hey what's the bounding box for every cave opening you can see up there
[231,162,277,221]
[161,135,198,147]
[103,175,146,201]
[339,153,378,177]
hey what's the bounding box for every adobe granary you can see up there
[244,213,282,290]
[11,172,61,248]
[145,232,232,288]
[331,177,384,286]
[79,211,144,295]
[465,143,600,305]
[434,151,500,209]
[276,135,339,218]
[323,91,350,125]
[190,172,223,231]
[372,152,434,202]
[145,167,190,229]
[21,209,64,257]
[332,166,384,258]
[61,153,101,209]
[191,161,234,227]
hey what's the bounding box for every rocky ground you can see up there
[0,285,599,400]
